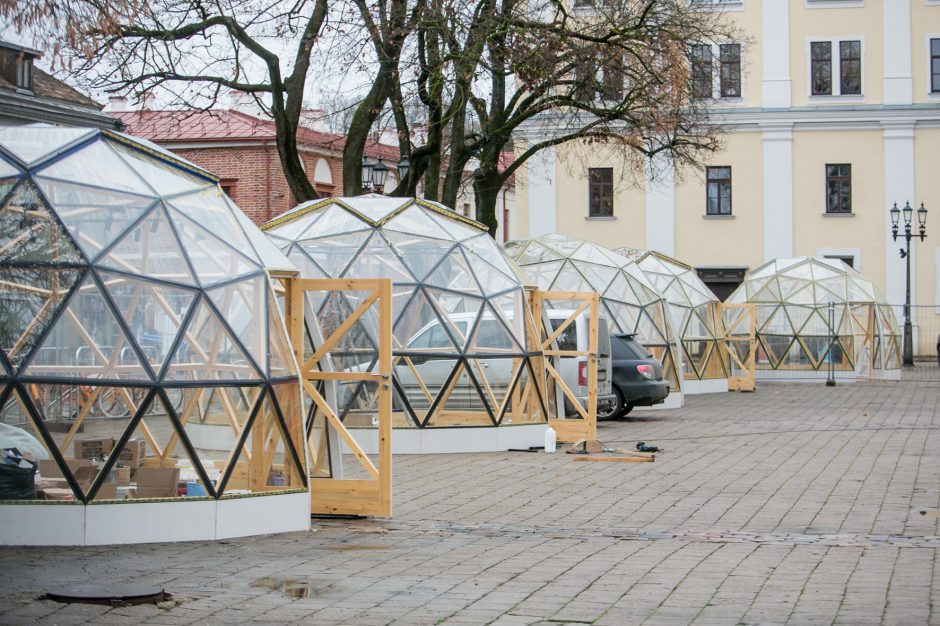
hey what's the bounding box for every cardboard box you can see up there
[93,482,118,500]
[134,467,180,499]
[115,466,131,485]
[117,440,146,468]
[38,459,95,479]
[74,437,115,460]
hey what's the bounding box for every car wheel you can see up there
[621,403,634,416]
[598,387,624,421]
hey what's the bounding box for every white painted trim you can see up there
[760,0,790,108]
[882,122,916,317]
[527,146,557,237]
[0,492,311,546]
[935,247,940,313]
[761,123,794,261]
[805,36,866,99]
[345,424,548,455]
[645,155,675,255]
[883,1,913,105]
[806,0,864,7]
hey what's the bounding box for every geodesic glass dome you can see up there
[616,248,727,381]
[0,125,305,504]
[264,196,544,428]
[505,234,682,392]
[725,257,901,374]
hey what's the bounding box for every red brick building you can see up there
[114,108,398,224]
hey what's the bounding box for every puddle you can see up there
[250,577,313,599]
[323,543,391,552]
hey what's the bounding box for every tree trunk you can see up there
[473,160,503,237]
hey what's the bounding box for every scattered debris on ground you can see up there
[565,439,655,463]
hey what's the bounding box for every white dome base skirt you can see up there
[347,423,549,454]
[753,368,901,383]
[681,379,729,395]
[0,491,310,546]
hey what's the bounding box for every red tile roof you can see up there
[113,109,399,159]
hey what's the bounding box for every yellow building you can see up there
[513,1,940,356]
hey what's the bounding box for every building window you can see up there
[462,202,471,217]
[839,41,861,95]
[601,52,624,101]
[691,43,742,100]
[691,44,713,99]
[824,254,854,268]
[588,168,613,217]
[931,38,940,93]
[16,57,32,91]
[706,166,732,215]
[219,179,237,201]
[825,164,851,213]
[811,39,862,96]
[719,44,741,97]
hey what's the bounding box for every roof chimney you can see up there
[228,89,262,118]
[107,96,128,112]
[139,91,155,110]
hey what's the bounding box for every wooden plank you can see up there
[572,455,654,463]
[306,371,386,382]
[310,479,381,516]
[302,291,379,371]
[376,278,392,517]
[549,417,590,443]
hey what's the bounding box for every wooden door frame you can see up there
[531,290,599,443]
[286,277,392,517]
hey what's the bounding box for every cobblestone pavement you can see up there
[1,367,938,625]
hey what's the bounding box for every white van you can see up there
[545,309,616,418]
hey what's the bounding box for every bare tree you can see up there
[387,0,738,235]
[4,0,332,205]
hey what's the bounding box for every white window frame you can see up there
[691,41,747,104]
[818,248,862,271]
[806,37,865,101]
[691,0,745,12]
[806,0,864,8]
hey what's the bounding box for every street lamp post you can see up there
[889,201,927,366]
[360,156,412,195]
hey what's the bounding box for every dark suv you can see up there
[599,334,670,420]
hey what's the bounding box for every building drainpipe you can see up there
[264,140,272,222]
[501,185,508,243]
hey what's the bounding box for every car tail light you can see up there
[578,361,587,386]
[637,364,655,380]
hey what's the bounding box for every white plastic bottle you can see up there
[544,425,557,453]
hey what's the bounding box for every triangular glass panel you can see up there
[461,233,516,275]
[37,138,155,197]
[784,305,813,335]
[490,290,529,350]
[605,272,641,305]
[118,387,204,500]
[425,209,482,241]
[0,267,81,372]
[570,242,617,267]
[424,361,491,426]
[0,175,18,206]
[384,230,453,283]
[751,277,782,302]
[465,356,522,420]
[424,287,485,350]
[172,214,261,286]
[166,297,262,382]
[109,141,213,197]
[207,274,267,374]
[343,231,413,283]
[0,156,21,178]
[787,284,816,305]
[268,291,297,379]
[343,195,409,223]
[513,241,563,265]
[167,190,259,264]
[99,204,196,286]
[0,181,83,264]
[288,246,328,279]
[25,274,151,381]
[0,126,97,167]
[603,301,642,336]
[220,389,304,495]
[522,260,563,290]
[394,354,457,421]
[395,289,457,353]
[172,385,268,497]
[578,262,619,294]
[760,305,791,334]
[466,305,524,354]
[296,230,371,278]
[266,208,325,241]
[36,177,157,260]
[25,383,151,501]
[553,261,593,293]
[98,271,197,376]
[305,204,370,236]
[424,247,483,295]
[381,205,455,240]
[306,399,333,478]
[758,334,791,368]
